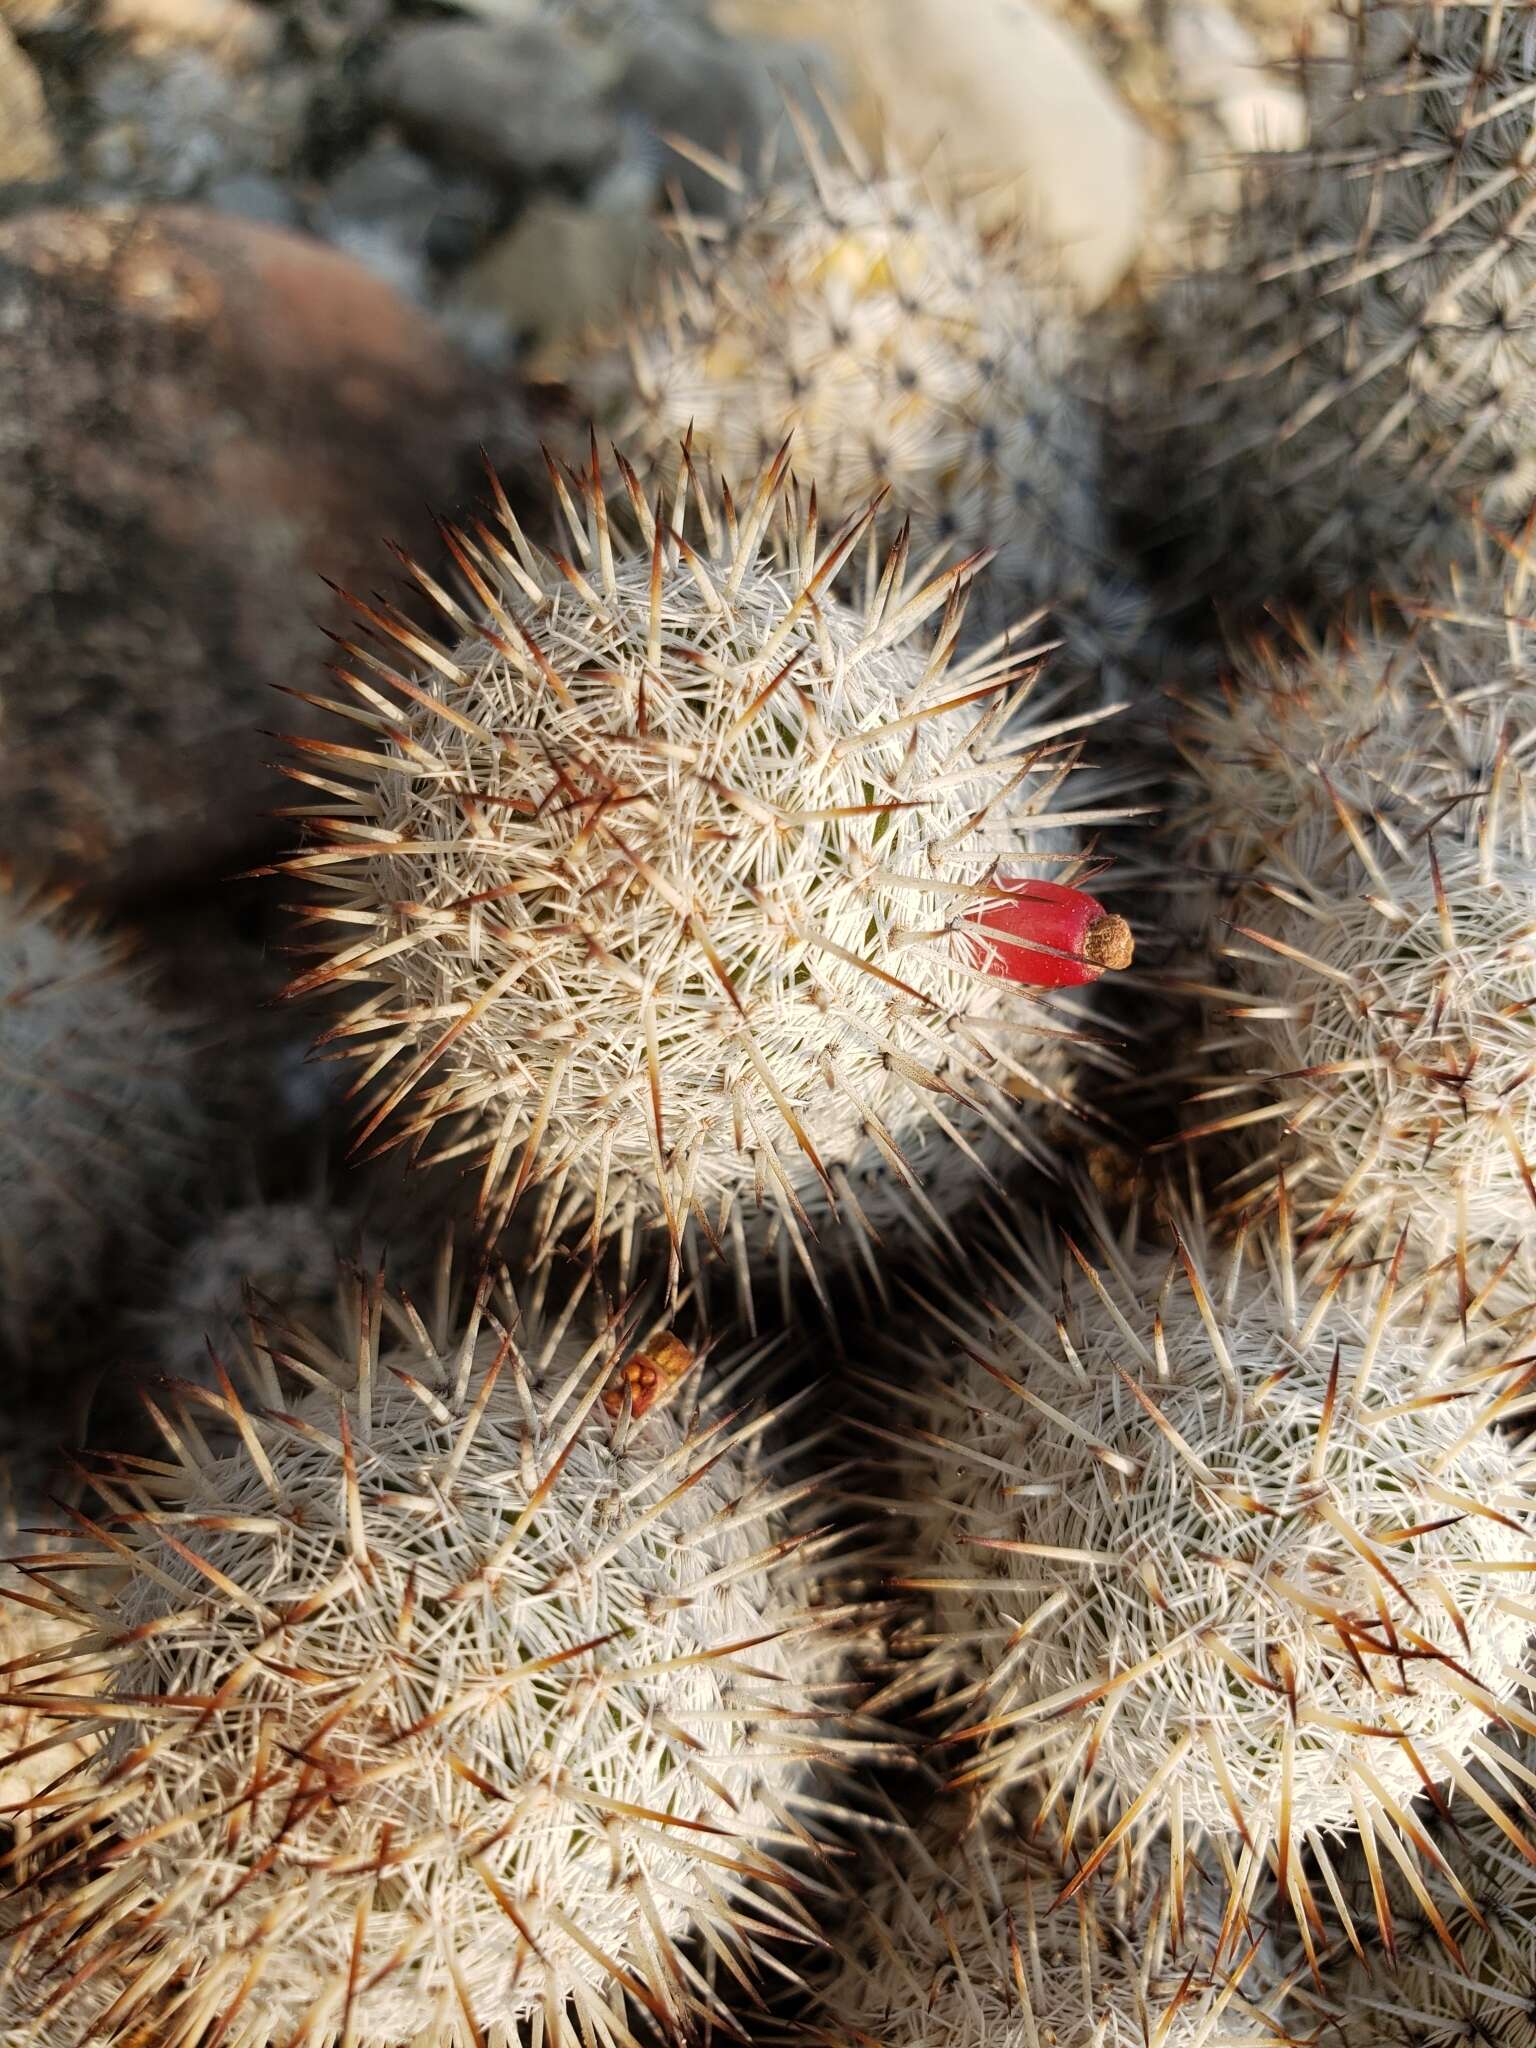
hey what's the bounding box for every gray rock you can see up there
[84,50,307,200]
[204,169,303,225]
[612,15,769,207]
[315,134,503,297]
[368,20,623,184]
[446,145,659,354]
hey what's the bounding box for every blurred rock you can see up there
[447,150,658,355]
[98,0,277,69]
[610,12,770,206]
[83,49,308,199]
[369,19,624,184]
[0,20,61,184]
[0,0,72,26]
[203,168,303,225]
[712,0,1164,303]
[315,134,503,302]
[0,206,497,902]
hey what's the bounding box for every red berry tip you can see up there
[965,877,1134,990]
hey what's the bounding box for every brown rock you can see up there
[0,19,60,182]
[97,0,277,67]
[0,207,495,901]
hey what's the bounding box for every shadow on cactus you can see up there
[1167,560,1536,1313]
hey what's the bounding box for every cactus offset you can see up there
[884,1186,1536,1944]
[1143,2,1536,615]
[797,1800,1296,2048]
[556,125,1146,686]
[1324,1735,1536,2043]
[0,1259,870,2048]
[1171,581,1536,1307]
[0,873,200,1351]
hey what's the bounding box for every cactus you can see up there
[555,125,1147,689]
[1172,583,1536,1307]
[1142,2,1536,617]
[1323,1736,1536,2043]
[0,1259,868,2048]
[798,1799,1293,2048]
[275,442,1131,1298]
[0,873,200,1352]
[886,1186,1536,1938]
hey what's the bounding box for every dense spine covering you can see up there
[797,1801,1295,2048]
[1142,2,1536,616]
[0,873,200,1351]
[0,1261,871,2048]
[556,125,1146,686]
[885,1187,1536,1942]
[0,1423,99,1835]
[1324,1736,1536,2043]
[275,440,1131,1297]
[1171,582,1536,1307]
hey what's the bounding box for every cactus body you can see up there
[0,1265,861,2048]
[278,445,1130,1292]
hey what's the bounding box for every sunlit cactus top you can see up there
[887,1186,1536,1939]
[558,123,1118,646]
[0,1259,868,2048]
[278,440,1129,1289]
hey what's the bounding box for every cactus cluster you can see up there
[10,7,1536,2047]
[1172,573,1536,1305]
[885,1188,1536,1936]
[799,1800,1289,2048]
[0,1267,865,2048]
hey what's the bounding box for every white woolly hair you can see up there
[1146,1,1536,609]
[279,440,1127,1296]
[1325,1734,1536,2046]
[1173,594,1536,1303]
[0,874,199,1348]
[1,1263,866,2048]
[885,1188,1536,1940]
[800,1802,1292,2048]
[557,118,1125,655]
